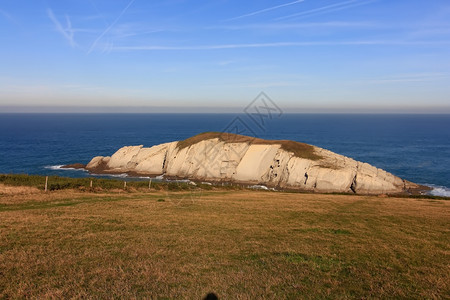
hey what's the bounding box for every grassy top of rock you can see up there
[176,132,323,161]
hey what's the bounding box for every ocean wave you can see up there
[171,179,191,183]
[249,185,269,190]
[425,184,450,197]
[44,165,87,172]
[44,165,64,170]
[105,173,128,178]
[91,173,128,178]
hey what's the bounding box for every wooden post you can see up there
[90,180,93,188]
[149,179,152,189]
[45,176,48,192]
[124,181,127,189]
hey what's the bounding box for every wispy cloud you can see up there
[88,0,136,54]
[366,73,449,84]
[407,25,450,39]
[92,22,167,54]
[110,23,165,39]
[212,21,378,31]
[239,81,302,88]
[226,0,305,21]
[203,81,303,89]
[275,0,376,21]
[217,60,236,66]
[113,40,450,51]
[0,9,16,24]
[47,8,77,47]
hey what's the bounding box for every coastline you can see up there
[3,114,449,191]
[59,164,436,197]
[1,172,448,199]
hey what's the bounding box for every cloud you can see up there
[47,8,77,47]
[407,26,450,39]
[366,73,450,84]
[109,23,165,39]
[226,0,305,21]
[217,60,236,66]
[275,0,376,21]
[239,81,302,88]
[211,21,378,31]
[0,9,16,23]
[112,40,450,51]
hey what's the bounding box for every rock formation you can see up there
[81,132,422,194]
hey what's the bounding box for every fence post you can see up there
[90,180,93,188]
[124,181,127,189]
[149,179,152,189]
[45,176,48,192]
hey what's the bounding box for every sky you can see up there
[0,0,449,113]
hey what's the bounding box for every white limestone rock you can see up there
[84,132,421,194]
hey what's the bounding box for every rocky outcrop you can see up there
[61,163,86,169]
[83,132,422,194]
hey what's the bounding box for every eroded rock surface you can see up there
[85,132,421,194]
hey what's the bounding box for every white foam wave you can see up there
[107,173,128,178]
[173,179,191,183]
[427,185,450,197]
[249,185,269,190]
[91,173,128,178]
[44,165,64,170]
[44,165,87,172]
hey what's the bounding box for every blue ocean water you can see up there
[0,113,449,196]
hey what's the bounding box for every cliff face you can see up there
[85,132,420,194]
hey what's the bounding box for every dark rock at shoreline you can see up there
[61,163,86,169]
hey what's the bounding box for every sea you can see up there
[0,113,449,197]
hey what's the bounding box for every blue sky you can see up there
[0,0,449,112]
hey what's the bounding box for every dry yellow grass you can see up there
[0,183,40,196]
[176,132,322,160]
[0,190,449,299]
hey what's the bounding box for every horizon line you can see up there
[1,105,450,114]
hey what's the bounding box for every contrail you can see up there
[47,8,77,47]
[88,0,136,54]
[226,0,305,21]
[275,0,373,21]
[112,40,450,51]
[89,0,110,27]
[293,0,377,20]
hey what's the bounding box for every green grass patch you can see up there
[0,174,204,192]
[0,196,133,212]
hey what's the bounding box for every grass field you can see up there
[0,184,449,299]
